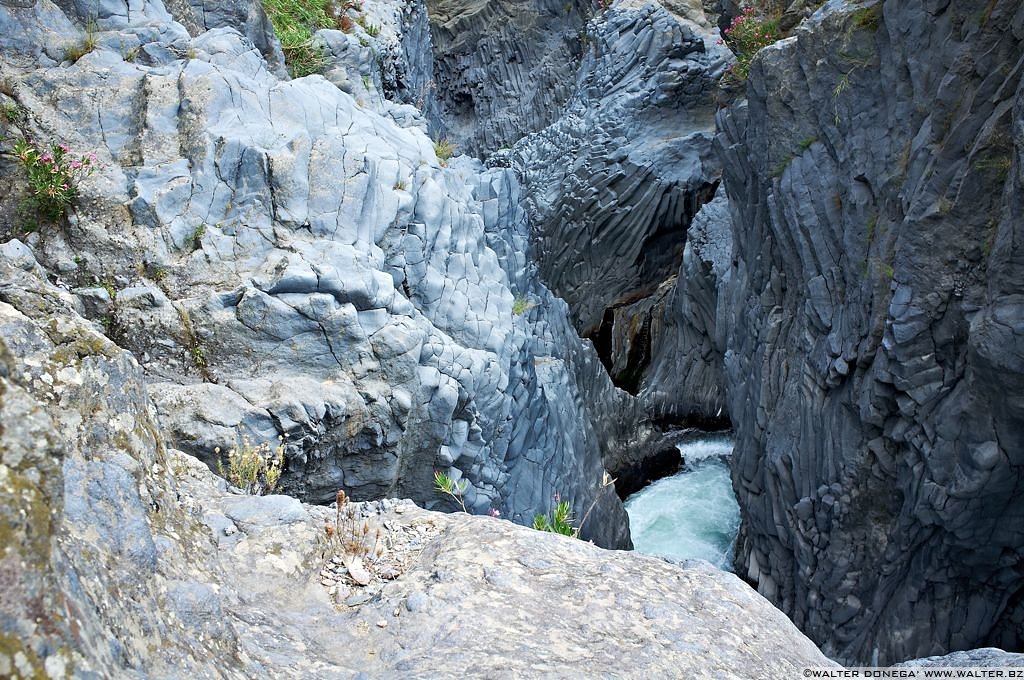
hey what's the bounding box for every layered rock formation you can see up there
[0,251,838,677]
[0,0,644,547]
[496,0,734,487]
[426,0,592,155]
[3,0,1023,669]
[719,0,1024,664]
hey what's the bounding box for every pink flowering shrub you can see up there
[719,6,781,83]
[13,138,95,221]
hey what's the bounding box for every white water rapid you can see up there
[624,436,740,569]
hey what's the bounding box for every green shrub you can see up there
[433,138,456,166]
[216,435,284,495]
[720,7,781,84]
[533,499,575,536]
[13,138,96,222]
[512,295,534,316]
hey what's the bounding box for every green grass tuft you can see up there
[433,138,456,167]
[65,22,98,63]
[262,0,334,77]
[850,5,883,31]
[512,295,535,316]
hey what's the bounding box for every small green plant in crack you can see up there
[850,5,883,31]
[393,179,407,191]
[866,212,878,244]
[838,47,876,70]
[981,219,998,258]
[533,473,617,540]
[190,343,208,372]
[797,136,817,152]
[974,156,1012,182]
[771,153,795,178]
[124,46,139,62]
[512,294,535,316]
[100,278,116,299]
[433,137,456,167]
[433,469,469,513]
[361,74,372,91]
[978,0,998,27]
[1,102,22,124]
[534,497,574,536]
[65,21,99,63]
[833,71,852,98]
[175,304,212,382]
[215,434,284,495]
[357,16,380,37]
[183,224,206,251]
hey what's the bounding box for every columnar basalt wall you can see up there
[718,0,1024,663]
[426,0,593,155]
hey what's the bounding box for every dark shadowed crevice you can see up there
[613,446,682,500]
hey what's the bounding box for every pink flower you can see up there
[40,153,53,163]
[89,152,96,162]
[58,143,70,153]
[71,160,82,169]
[488,508,501,517]
[552,492,561,502]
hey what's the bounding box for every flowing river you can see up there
[624,435,740,569]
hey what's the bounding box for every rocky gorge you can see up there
[0,0,1022,675]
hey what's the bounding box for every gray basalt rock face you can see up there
[0,261,840,674]
[719,0,1024,664]
[0,257,245,677]
[0,0,635,547]
[513,1,728,338]
[426,0,593,155]
[501,1,734,483]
